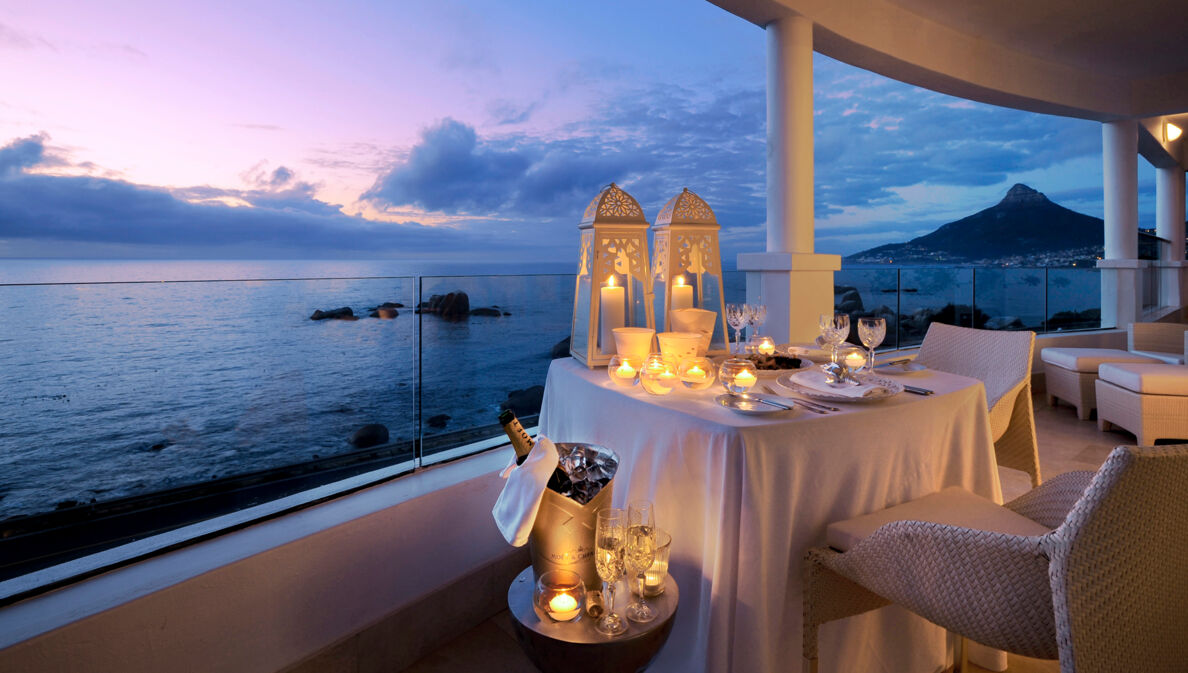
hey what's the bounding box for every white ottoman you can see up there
[1040,348,1161,420]
[1096,363,1188,445]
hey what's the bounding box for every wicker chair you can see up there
[802,444,1188,673]
[916,323,1041,486]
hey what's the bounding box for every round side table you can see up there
[507,566,679,673]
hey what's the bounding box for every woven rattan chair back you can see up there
[1047,444,1188,673]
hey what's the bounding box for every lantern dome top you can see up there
[580,183,648,228]
[654,188,717,228]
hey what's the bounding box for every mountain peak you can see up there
[1000,183,1048,206]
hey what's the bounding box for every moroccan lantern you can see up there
[570,183,655,368]
[651,188,728,355]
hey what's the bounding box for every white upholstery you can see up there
[1098,363,1188,396]
[1128,350,1185,365]
[1040,347,1159,373]
[826,486,1051,552]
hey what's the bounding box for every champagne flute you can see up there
[624,501,657,623]
[726,303,750,354]
[594,508,628,636]
[857,317,887,373]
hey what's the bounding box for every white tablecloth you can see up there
[539,357,1002,673]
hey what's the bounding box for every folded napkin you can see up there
[492,434,560,547]
[792,369,889,399]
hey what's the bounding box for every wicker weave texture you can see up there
[1095,379,1188,445]
[1127,322,1188,356]
[1044,364,1098,420]
[917,323,1041,486]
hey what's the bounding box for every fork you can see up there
[760,385,833,414]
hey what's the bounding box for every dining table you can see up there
[538,356,1004,673]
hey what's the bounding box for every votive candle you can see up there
[546,592,581,621]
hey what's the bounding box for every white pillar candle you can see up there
[671,276,694,311]
[600,276,626,354]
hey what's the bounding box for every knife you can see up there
[736,393,794,411]
[760,385,838,412]
[903,385,934,395]
[874,357,913,368]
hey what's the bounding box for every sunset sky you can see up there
[0,0,1159,262]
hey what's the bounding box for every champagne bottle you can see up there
[498,409,572,494]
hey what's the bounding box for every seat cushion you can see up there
[826,486,1051,552]
[1128,350,1185,365]
[1098,363,1188,395]
[1040,347,1160,373]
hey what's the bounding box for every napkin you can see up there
[492,434,560,547]
[791,369,889,399]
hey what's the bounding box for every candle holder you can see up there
[840,345,868,376]
[678,356,716,391]
[636,529,672,597]
[534,569,586,623]
[719,357,758,394]
[640,353,679,396]
[570,183,654,368]
[750,335,776,356]
[607,354,642,388]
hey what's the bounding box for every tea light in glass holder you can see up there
[639,529,672,597]
[678,356,716,390]
[752,335,776,355]
[719,357,758,394]
[840,345,867,374]
[641,353,679,395]
[534,569,585,622]
[607,354,641,388]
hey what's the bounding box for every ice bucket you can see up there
[528,443,617,590]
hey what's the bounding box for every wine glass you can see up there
[594,508,628,636]
[857,317,887,373]
[746,304,767,340]
[725,303,750,354]
[624,501,657,623]
[818,313,850,364]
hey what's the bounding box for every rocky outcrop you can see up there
[551,337,571,359]
[426,414,451,429]
[469,307,502,317]
[500,385,544,418]
[370,307,399,319]
[350,423,389,448]
[418,292,471,320]
[311,307,356,321]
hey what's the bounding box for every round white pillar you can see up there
[1102,121,1138,260]
[1156,166,1186,262]
[765,14,814,254]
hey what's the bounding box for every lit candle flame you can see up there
[616,362,637,378]
[675,275,686,287]
[549,593,578,614]
[606,275,616,288]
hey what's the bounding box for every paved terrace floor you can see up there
[398,393,1130,673]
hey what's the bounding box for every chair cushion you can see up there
[1128,350,1185,365]
[826,486,1052,552]
[1040,347,1160,373]
[1097,363,1188,395]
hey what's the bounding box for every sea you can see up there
[0,259,1098,520]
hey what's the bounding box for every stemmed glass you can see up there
[746,304,767,341]
[594,508,628,636]
[725,303,751,354]
[818,313,850,364]
[624,501,657,623]
[857,317,887,373]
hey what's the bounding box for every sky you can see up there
[0,0,1160,263]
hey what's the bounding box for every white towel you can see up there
[789,369,889,399]
[492,434,560,547]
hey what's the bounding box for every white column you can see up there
[739,14,839,344]
[766,15,814,254]
[1155,165,1186,307]
[1097,120,1142,327]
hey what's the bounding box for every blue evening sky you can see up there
[0,0,1158,262]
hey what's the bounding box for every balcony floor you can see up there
[398,393,1131,673]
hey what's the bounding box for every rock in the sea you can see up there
[420,291,471,319]
[350,423,389,448]
[500,385,545,418]
[469,307,502,317]
[550,337,571,359]
[427,414,451,429]
[371,307,399,319]
[311,307,355,321]
[378,301,404,309]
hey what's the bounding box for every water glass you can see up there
[594,508,628,636]
[857,317,887,372]
[624,501,657,623]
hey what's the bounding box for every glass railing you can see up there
[0,264,1108,586]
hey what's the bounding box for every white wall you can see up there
[0,449,517,673]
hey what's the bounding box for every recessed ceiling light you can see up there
[1166,122,1182,142]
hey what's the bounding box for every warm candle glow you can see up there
[606,275,616,288]
[844,351,866,369]
[757,342,775,355]
[686,364,705,379]
[734,370,756,386]
[675,275,686,287]
[548,593,578,614]
[616,362,637,378]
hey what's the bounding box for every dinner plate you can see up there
[715,393,792,416]
[776,369,903,403]
[875,361,927,375]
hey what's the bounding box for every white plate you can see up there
[776,369,903,403]
[715,393,792,416]
[874,361,927,375]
